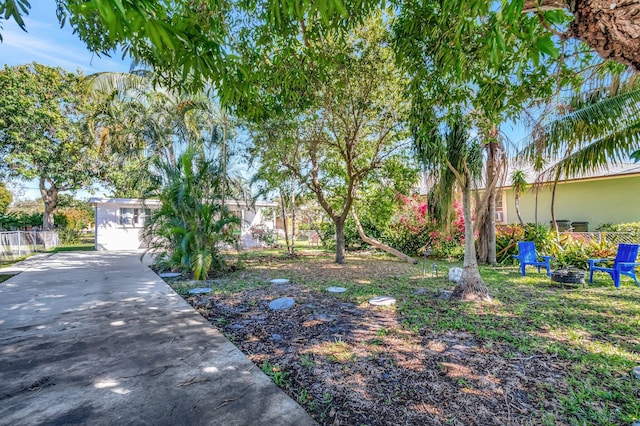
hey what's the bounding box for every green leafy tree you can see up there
[393,0,581,265]
[248,16,410,264]
[0,63,101,230]
[519,71,640,232]
[3,1,638,92]
[0,182,12,214]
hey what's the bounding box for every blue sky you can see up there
[1,1,130,200]
[1,1,129,73]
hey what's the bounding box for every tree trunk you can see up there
[534,187,539,225]
[477,139,499,265]
[352,210,417,264]
[280,193,291,254]
[39,178,59,231]
[290,177,296,256]
[335,219,346,264]
[515,194,525,227]
[450,176,492,302]
[522,0,640,72]
[550,180,559,234]
[569,0,640,72]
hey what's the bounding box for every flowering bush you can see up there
[249,223,278,246]
[383,194,464,258]
[54,207,93,243]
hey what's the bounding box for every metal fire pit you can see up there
[551,268,586,285]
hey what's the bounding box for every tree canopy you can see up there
[248,15,411,263]
[0,63,102,229]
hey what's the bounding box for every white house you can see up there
[89,198,278,251]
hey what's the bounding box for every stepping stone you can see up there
[439,290,453,300]
[188,287,212,294]
[159,272,181,278]
[448,267,463,283]
[633,366,640,379]
[269,297,295,311]
[270,278,290,285]
[327,286,347,293]
[369,296,396,306]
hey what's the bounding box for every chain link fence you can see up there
[0,231,60,260]
[561,231,640,245]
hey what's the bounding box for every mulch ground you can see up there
[182,254,569,425]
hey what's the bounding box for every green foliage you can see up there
[261,360,289,387]
[247,14,410,263]
[496,224,626,269]
[248,223,278,247]
[383,194,464,258]
[54,206,93,244]
[143,147,240,280]
[496,224,553,265]
[0,212,41,230]
[0,182,12,214]
[520,72,640,182]
[0,63,103,229]
[599,221,640,240]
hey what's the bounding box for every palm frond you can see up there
[521,71,640,181]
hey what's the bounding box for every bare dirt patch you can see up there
[181,255,570,425]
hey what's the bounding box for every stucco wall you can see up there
[501,175,640,229]
[93,201,150,251]
[91,198,278,251]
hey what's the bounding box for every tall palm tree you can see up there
[414,115,491,302]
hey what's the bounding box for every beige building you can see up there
[497,163,640,230]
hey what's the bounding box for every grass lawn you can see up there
[169,248,640,425]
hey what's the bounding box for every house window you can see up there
[495,194,504,223]
[143,208,152,225]
[120,208,144,226]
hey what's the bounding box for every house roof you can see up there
[88,197,277,209]
[89,197,162,207]
[499,160,640,188]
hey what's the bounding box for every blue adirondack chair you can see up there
[513,241,552,277]
[587,243,640,288]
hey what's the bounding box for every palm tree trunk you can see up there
[551,180,559,234]
[450,174,492,302]
[534,187,539,225]
[515,194,525,227]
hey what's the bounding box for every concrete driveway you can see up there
[0,251,316,426]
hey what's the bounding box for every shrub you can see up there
[249,223,278,246]
[143,148,240,280]
[496,224,551,265]
[54,207,93,244]
[0,212,42,230]
[383,194,463,258]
